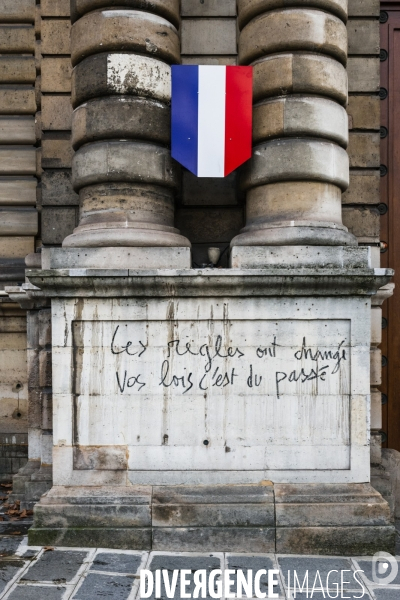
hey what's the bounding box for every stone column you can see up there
[63,0,190,251]
[232,0,357,249]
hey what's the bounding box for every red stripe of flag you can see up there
[224,66,253,177]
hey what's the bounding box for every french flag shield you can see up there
[171,65,253,178]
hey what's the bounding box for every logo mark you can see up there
[372,552,398,585]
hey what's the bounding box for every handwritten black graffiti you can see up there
[116,371,146,392]
[247,364,262,387]
[166,335,244,373]
[110,325,147,357]
[294,337,347,374]
[159,360,194,394]
[256,337,277,358]
[275,365,329,398]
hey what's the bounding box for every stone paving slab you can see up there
[0,540,399,600]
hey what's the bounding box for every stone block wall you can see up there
[37,0,78,246]
[345,0,381,262]
[346,0,384,463]
[0,0,38,282]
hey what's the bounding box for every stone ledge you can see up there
[28,483,396,554]
[26,267,394,298]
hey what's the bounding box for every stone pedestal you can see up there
[26,255,396,552]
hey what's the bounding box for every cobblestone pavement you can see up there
[0,537,398,600]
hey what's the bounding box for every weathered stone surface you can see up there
[71,96,170,150]
[253,53,348,105]
[34,503,151,528]
[0,26,35,54]
[153,484,274,504]
[153,527,276,552]
[0,0,35,23]
[42,134,73,169]
[182,56,237,65]
[348,132,380,168]
[244,182,343,228]
[71,10,180,67]
[73,445,128,470]
[238,0,348,29]
[342,170,380,205]
[0,209,37,235]
[0,236,34,258]
[41,206,77,244]
[0,88,36,115]
[42,170,78,206]
[72,53,171,108]
[29,527,152,549]
[0,57,36,83]
[71,0,180,28]
[348,0,379,16]
[231,245,370,269]
[41,20,71,55]
[42,96,72,130]
[276,526,396,555]
[343,206,380,242]
[239,9,347,66]
[41,58,72,93]
[181,19,237,55]
[0,117,35,144]
[42,247,191,269]
[41,0,70,17]
[79,183,174,227]
[347,95,380,130]
[182,0,237,17]
[72,141,179,191]
[347,19,379,55]
[153,504,274,527]
[242,139,349,191]
[253,96,348,147]
[348,57,379,92]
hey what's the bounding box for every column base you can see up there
[231,225,357,248]
[42,247,192,270]
[62,226,191,250]
[29,483,395,554]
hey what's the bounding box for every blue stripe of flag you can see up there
[171,65,199,177]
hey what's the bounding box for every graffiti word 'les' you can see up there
[116,371,146,392]
[275,365,329,398]
[167,335,244,373]
[111,325,147,357]
[294,337,347,374]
